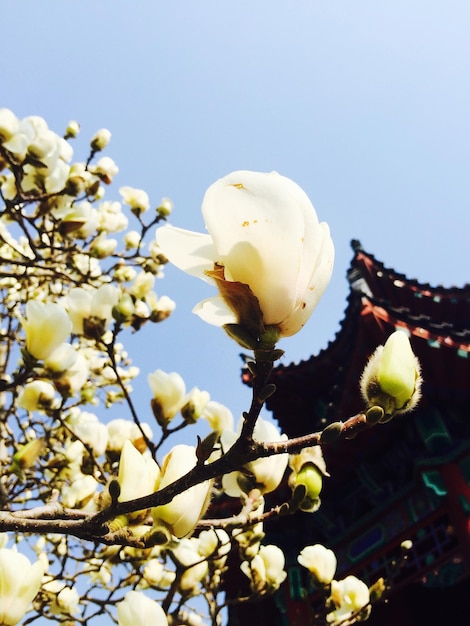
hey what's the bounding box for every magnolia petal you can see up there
[153,445,210,537]
[156,225,216,282]
[202,171,316,325]
[280,223,335,336]
[378,331,416,405]
[192,295,237,327]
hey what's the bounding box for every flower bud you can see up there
[0,108,19,143]
[120,186,150,215]
[360,330,422,418]
[293,463,323,511]
[117,440,160,506]
[156,197,173,217]
[90,128,111,152]
[11,439,45,477]
[64,120,80,139]
[180,387,210,423]
[148,370,186,428]
[90,156,118,184]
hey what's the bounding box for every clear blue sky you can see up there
[3,0,469,427]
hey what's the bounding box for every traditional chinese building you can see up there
[228,240,470,626]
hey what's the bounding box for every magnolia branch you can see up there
[0,410,374,542]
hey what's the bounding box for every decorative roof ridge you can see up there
[361,294,470,348]
[350,239,470,295]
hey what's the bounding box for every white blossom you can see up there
[148,369,186,426]
[156,170,334,341]
[327,575,370,623]
[241,544,287,593]
[0,548,43,625]
[117,440,160,503]
[117,591,168,626]
[201,400,234,433]
[120,186,150,214]
[17,380,57,412]
[298,544,337,586]
[152,445,211,538]
[22,301,72,361]
[221,417,288,497]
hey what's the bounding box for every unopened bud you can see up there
[360,330,422,418]
[90,128,111,152]
[64,120,80,139]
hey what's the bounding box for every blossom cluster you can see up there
[0,110,416,626]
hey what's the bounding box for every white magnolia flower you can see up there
[241,544,287,593]
[53,351,90,397]
[197,528,231,568]
[180,387,210,423]
[201,400,234,433]
[58,201,100,238]
[148,369,186,426]
[142,559,175,588]
[156,170,334,342]
[44,343,78,373]
[130,271,155,299]
[22,301,72,361]
[61,474,98,509]
[117,591,168,626]
[221,417,288,497]
[91,156,119,183]
[97,200,128,232]
[90,233,118,258]
[124,230,141,249]
[118,440,160,503]
[43,580,80,616]
[17,380,57,412]
[120,186,150,214]
[66,409,109,457]
[0,108,19,143]
[152,444,211,538]
[298,544,337,586]
[327,575,370,623]
[107,418,153,453]
[170,538,209,592]
[66,284,120,336]
[0,548,43,625]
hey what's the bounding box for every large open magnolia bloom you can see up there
[156,171,334,341]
